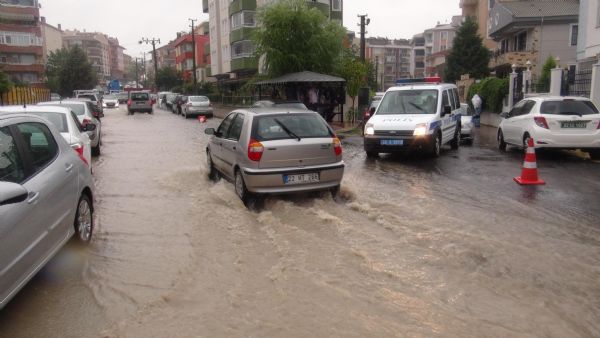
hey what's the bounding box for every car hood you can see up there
[369,114,435,130]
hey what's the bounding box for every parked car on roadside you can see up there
[0,111,95,310]
[165,93,179,109]
[102,94,119,108]
[363,80,462,158]
[50,93,61,101]
[37,100,102,156]
[127,91,153,115]
[363,99,381,123]
[497,96,600,159]
[460,103,474,145]
[204,108,344,206]
[172,95,188,115]
[116,92,129,104]
[76,92,103,114]
[0,105,94,171]
[183,96,213,118]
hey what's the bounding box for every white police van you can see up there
[363,77,463,157]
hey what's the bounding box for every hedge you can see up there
[467,77,509,113]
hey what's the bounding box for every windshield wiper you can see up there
[408,102,426,113]
[273,118,301,141]
[560,111,583,117]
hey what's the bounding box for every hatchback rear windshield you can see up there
[540,100,599,116]
[131,93,149,101]
[377,89,439,115]
[30,112,68,132]
[189,96,209,102]
[42,103,85,115]
[252,114,333,141]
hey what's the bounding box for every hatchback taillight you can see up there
[597,120,600,129]
[71,143,88,166]
[248,139,264,162]
[82,118,91,128]
[333,137,342,156]
[534,116,549,129]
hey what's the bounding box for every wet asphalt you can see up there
[1,104,599,338]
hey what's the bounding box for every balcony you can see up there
[490,49,537,69]
[230,56,257,72]
[203,42,210,56]
[229,0,256,16]
[0,44,42,54]
[230,27,255,43]
[2,62,44,74]
[202,0,208,13]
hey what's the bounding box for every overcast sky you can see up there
[40,0,461,57]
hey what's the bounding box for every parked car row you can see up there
[0,109,95,310]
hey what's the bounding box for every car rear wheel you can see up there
[498,130,507,151]
[74,194,93,243]
[431,132,441,157]
[450,125,460,150]
[235,169,253,206]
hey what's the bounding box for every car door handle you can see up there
[65,163,74,172]
[27,191,40,204]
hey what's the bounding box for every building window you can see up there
[231,11,256,30]
[0,31,42,47]
[331,0,341,11]
[570,24,578,46]
[488,0,495,10]
[500,39,508,54]
[514,31,527,52]
[231,40,254,59]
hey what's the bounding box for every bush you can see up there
[468,77,508,113]
[538,55,556,93]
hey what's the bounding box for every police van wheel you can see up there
[450,125,460,150]
[431,132,441,157]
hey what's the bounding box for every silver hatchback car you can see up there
[205,108,344,205]
[0,113,95,309]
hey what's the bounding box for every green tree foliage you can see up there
[468,77,509,113]
[46,45,97,97]
[0,69,13,93]
[335,49,367,119]
[445,16,491,82]
[539,55,556,92]
[155,66,183,91]
[253,0,345,77]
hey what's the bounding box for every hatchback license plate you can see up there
[561,121,587,128]
[283,173,319,185]
[380,139,403,146]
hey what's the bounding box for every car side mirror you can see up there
[0,181,28,206]
[85,124,97,132]
[204,128,215,135]
[443,105,452,116]
[369,107,376,114]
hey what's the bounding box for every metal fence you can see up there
[0,86,50,106]
[565,69,592,97]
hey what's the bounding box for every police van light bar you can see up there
[395,77,441,85]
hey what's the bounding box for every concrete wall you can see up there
[577,0,600,63]
[41,23,62,61]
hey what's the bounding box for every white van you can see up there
[363,80,463,157]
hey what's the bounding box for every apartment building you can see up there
[576,0,600,70]
[424,16,462,78]
[40,17,62,62]
[108,37,125,81]
[0,0,44,84]
[459,0,500,50]
[204,0,342,89]
[173,25,210,82]
[411,34,426,78]
[366,38,412,91]
[63,30,111,82]
[488,0,579,78]
[156,40,177,69]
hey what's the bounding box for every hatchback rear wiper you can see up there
[560,112,583,117]
[273,118,301,141]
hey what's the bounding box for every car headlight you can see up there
[365,123,375,136]
[413,123,428,136]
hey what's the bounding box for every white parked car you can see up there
[497,96,600,159]
[0,105,94,171]
[460,103,474,145]
[102,94,120,108]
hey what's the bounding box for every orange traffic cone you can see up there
[198,115,206,123]
[514,138,545,185]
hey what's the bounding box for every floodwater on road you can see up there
[1,106,599,338]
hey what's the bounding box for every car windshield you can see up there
[540,100,599,116]
[189,96,209,102]
[252,114,332,141]
[131,93,149,100]
[377,89,438,115]
[78,94,96,101]
[29,112,68,133]
[41,103,85,115]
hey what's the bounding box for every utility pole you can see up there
[189,18,198,94]
[140,37,161,90]
[134,57,141,88]
[357,14,370,62]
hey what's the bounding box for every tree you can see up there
[445,16,490,83]
[539,55,556,92]
[155,66,183,91]
[46,45,97,97]
[335,49,367,121]
[0,69,12,94]
[253,0,345,77]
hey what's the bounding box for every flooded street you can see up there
[2,105,600,337]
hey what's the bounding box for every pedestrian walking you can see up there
[471,93,482,127]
